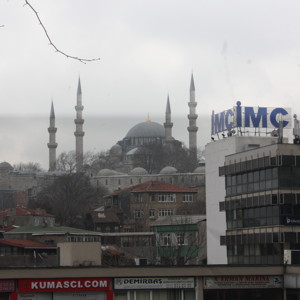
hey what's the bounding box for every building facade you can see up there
[219,142,300,264]
[205,135,281,264]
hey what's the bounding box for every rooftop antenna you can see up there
[293,114,300,144]
[278,114,283,144]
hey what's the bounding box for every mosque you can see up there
[47,74,200,174]
[46,74,205,194]
[0,75,204,210]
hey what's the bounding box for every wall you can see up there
[58,242,101,266]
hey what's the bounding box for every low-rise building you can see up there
[0,207,55,228]
[151,215,206,265]
[106,180,199,231]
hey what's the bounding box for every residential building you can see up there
[151,215,206,265]
[106,180,199,231]
[0,207,55,228]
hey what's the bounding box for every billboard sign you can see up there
[204,275,282,289]
[211,101,291,136]
[114,277,195,290]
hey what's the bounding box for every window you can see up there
[134,193,143,202]
[183,194,193,202]
[161,233,171,246]
[134,210,144,218]
[158,209,173,217]
[176,233,185,245]
[149,209,155,218]
[158,194,176,202]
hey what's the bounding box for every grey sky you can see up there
[1,0,300,169]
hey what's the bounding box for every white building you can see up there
[205,135,284,264]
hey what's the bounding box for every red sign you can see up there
[0,280,15,292]
[18,278,110,293]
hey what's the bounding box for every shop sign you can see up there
[114,277,194,289]
[204,275,282,289]
[0,280,15,292]
[18,278,110,293]
[211,101,291,135]
[283,216,300,225]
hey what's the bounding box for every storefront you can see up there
[0,280,16,300]
[16,278,113,300]
[114,277,195,300]
[203,275,283,300]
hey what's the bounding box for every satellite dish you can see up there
[271,130,278,137]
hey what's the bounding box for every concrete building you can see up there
[205,135,281,264]
[219,142,300,264]
[0,264,295,300]
[205,101,292,264]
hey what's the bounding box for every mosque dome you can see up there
[194,166,205,173]
[126,121,165,138]
[160,166,178,174]
[0,162,13,171]
[110,144,122,156]
[129,167,148,176]
[97,169,123,176]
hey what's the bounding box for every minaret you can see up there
[187,73,198,151]
[74,77,85,171]
[164,95,173,141]
[47,101,57,172]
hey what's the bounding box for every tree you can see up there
[24,0,100,64]
[13,162,43,172]
[56,151,95,173]
[29,173,107,227]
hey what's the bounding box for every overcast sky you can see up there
[1,0,300,169]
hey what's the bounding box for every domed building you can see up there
[119,119,166,152]
[47,75,199,175]
[114,116,182,172]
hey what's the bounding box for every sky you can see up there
[1,0,300,169]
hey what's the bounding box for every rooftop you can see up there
[111,180,197,195]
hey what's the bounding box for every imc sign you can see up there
[211,101,291,135]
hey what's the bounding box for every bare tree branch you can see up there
[24,0,100,64]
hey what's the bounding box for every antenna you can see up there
[293,114,300,144]
[278,114,283,144]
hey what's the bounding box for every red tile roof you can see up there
[0,239,56,249]
[0,207,53,217]
[111,180,197,195]
[0,225,18,232]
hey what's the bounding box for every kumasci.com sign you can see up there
[211,101,291,136]
[18,278,110,293]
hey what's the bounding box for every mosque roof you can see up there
[160,166,178,174]
[97,169,124,176]
[129,167,148,175]
[125,121,165,138]
[0,162,13,170]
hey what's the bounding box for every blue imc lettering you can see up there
[270,108,289,128]
[212,111,224,135]
[244,107,267,128]
[225,110,234,131]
